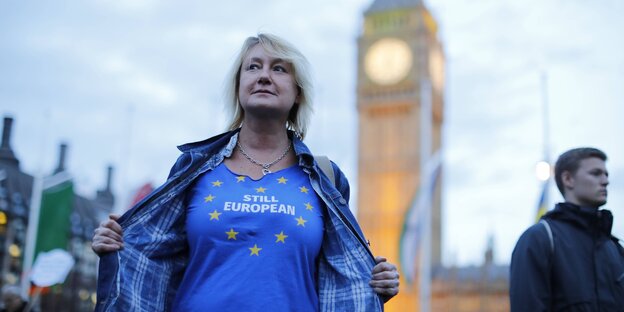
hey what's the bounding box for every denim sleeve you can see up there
[510,223,552,312]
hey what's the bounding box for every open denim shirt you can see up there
[94,130,384,311]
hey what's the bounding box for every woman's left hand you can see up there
[370,256,400,302]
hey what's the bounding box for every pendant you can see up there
[262,168,271,175]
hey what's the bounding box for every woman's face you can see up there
[238,44,300,121]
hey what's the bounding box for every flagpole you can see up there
[538,70,552,218]
[541,71,550,165]
[21,109,50,298]
[22,176,44,299]
[419,77,433,312]
[116,104,135,214]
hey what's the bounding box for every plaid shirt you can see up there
[95,130,384,311]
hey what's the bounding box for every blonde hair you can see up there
[224,33,314,139]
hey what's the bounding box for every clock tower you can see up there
[356,0,444,310]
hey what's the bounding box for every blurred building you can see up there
[0,116,113,311]
[355,0,509,311]
[431,237,509,312]
[0,117,33,291]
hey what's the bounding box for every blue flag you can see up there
[535,179,549,222]
[398,152,441,284]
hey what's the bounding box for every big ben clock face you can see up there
[364,38,413,85]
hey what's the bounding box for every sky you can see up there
[1,0,623,267]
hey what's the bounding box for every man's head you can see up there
[554,147,609,208]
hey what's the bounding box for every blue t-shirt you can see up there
[173,162,324,312]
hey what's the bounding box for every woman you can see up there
[92,33,399,311]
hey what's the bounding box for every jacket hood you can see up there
[544,202,613,236]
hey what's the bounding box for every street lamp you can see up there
[535,161,551,181]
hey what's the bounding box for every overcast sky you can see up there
[1,0,622,267]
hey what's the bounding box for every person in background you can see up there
[92,33,399,311]
[510,147,624,311]
[1,285,27,312]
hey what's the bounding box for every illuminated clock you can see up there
[364,38,413,85]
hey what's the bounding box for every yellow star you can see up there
[209,210,221,221]
[277,176,288,184]
[204,194,215,202]
[236,176,246,183]
[212,180,223,187]
[299,186,309,194]
[255,186,267,193]
[225,228,238,240]
[305,202,313,211]
[249,244,262,256]
[275,231,288,243]
[295,216,307,227]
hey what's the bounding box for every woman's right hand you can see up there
[92,214,124,255]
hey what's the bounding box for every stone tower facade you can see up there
[355,0,444,310]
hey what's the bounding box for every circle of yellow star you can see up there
[209,210,222,221]
[249,244,262,256]
[299,186,309,194]
[204,194,216,202]
[225,228,238,240]
[277,177,288,184]
[212,180,223,187]
[255,187,267,193]
[295,216,307,227]
[275,231,288,243]
[236,176,246,183]
[305,202,313,210]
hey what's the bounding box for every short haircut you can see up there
[223,33,314,139]
[554,147,607,196]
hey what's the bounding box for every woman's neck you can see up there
[238,122,290,151]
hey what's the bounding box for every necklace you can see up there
[237,140,292,175]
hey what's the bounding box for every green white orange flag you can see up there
[22,172,73,296]
[33,175,73,259]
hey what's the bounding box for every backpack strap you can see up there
[540,219,554,255]
[539,219,556,311]
[315,155,335,187]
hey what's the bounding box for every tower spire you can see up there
[0,116,19,167]
[365,0,423,14]
[53,143,68,174]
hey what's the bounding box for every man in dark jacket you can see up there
[510,147,624,311]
